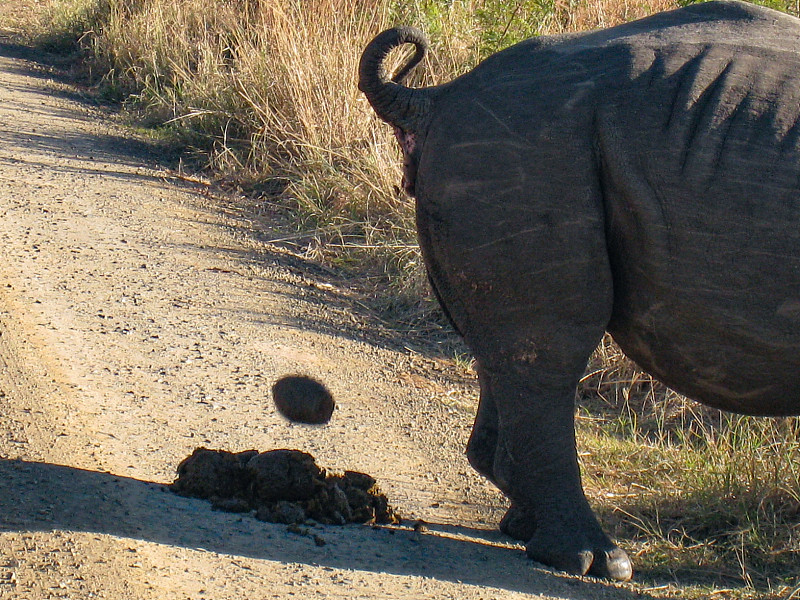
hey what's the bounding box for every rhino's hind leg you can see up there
[432,303,632,581]
[477,351,631,581]
[467,367,613,549]
[436,278,632,579]
[417,227,630,578]
[467,370,539,543]
[466,373,499,480]
[414,129,630,579]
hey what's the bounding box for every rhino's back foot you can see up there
[525,519,633,581]
[500,497,631,580]
[495,481,631,580]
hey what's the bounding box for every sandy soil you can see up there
[0,36,653,600]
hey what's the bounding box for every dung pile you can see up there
[171,447,400,526]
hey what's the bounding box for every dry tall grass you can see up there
[33,0,800,595]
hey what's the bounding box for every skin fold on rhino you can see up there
[359,0,800,581]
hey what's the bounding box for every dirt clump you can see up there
[171,447,400,526]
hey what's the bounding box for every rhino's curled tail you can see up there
[358,27,433,132]
[359,27,434,195]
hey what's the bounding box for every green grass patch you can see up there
[580,338,800,596]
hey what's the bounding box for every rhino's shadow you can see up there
[0,457,655,599]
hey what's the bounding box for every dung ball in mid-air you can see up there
[272,375,335,424]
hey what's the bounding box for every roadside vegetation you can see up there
[15,0,800,597]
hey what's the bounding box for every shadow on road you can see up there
[0,458,654,599]
[0,38,183,166]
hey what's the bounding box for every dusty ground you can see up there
[0,31,657,600]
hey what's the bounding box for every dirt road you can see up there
[0,41,649,600]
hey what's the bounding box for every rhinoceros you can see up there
[359,0,800,581]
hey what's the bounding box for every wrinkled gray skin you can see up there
[359,0,800,581]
